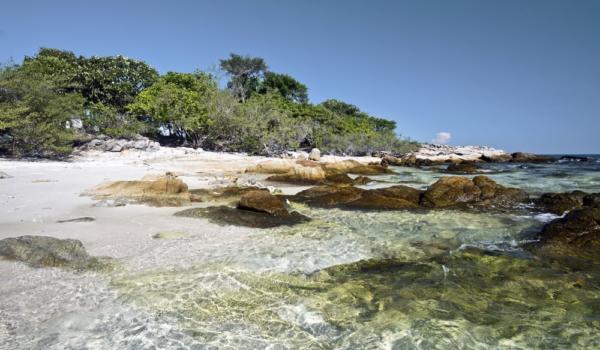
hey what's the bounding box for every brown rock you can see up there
[85,174,191,207]
[344,185,421,210]
[445,162,479,174]
[290,186,365,207]
[540,207,600,251]
[510,152,554,163]
[421,177,482,207]
[237,190,289,216]
[535,191,587,215]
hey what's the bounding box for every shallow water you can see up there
[1,157,600,349]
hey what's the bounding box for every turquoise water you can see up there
[1,158,599,349]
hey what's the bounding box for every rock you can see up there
[539,207,600,252]
[380,155,403,166]
[445,162,479,174]
[288,184,421,210]
[85,174,191,207]
[57,217,95,223]
[259,159,389,185]
[152,231,189,239]
[421,176,527,208]
[308,148,321,161]
[352,176,373,185]
[558,155,593,163]
[583,193,600,208]
[510,152,554,163]
[0,171,12,179]
[0,235,113,270]
[189,186,268,203]
[534,191,587,215]
[480,154,513,163]
[79,137,160,153]
[344,185,421,210]
[174,206,310,228]
[289,186,365,207]
[421,177,481,207]
[237,190,289,216]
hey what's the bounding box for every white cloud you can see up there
[432,132,451,144]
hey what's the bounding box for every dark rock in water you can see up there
[0,171,12,179]
[238,190,289,216]
[421,176,527,208]
[352,175,373,185]
[480,154,513,162]
[190,186,268,203]
[343,185,421,210]
[0,235,113,270]
[174,206,310,228]
[559,155,593,162]
[444,162,480,174]
[538,207,600,257]
[535,191,586,214]
[583,193,600,208]
[289,186,365,207]
[57,217,96,223]
[510,152,554,163]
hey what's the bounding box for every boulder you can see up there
[343,185,421,210]
[85,174,191,207]
[421,176,527,208]
[308,148,321,161]
[445,162,479,174]
[540,207,600,251]
[237,190,289,216]
[534,191,587,215]
[510,152,554,163]
[421,177,481,207]
[583,193,600,208]
[0,171,12,179]
[0,235,113,270]
[79,137,160,152]
[189,186,268,203]
[290,186,365,207]
[321,160,390,175]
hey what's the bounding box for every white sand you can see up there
[0,148,379,273]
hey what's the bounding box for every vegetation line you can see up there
[0,48,419,158]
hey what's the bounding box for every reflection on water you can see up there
[1,159,600,349]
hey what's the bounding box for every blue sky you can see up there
[1,0,599,153]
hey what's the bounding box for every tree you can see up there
[76,55,159,111]
[0,61,83,157]
[220,53,267,102]
[258,72,308,103]
[127,72,217,147]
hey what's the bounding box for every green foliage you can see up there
[128,72,217,147]
[1,47,419,157]
[76,55,158,111]
[220,53,267,102]
[0,62,83,157]
[258,72,308,103]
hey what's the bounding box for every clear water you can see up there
[1,157,600,349]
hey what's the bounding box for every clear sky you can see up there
[1,0,599,153]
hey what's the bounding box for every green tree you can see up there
[220,54,267,102]
[258,72,308,103]
[0,61,83,157]
[128,72,217,147]
[76,55,159,111]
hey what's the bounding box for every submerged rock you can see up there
[189,186,268,203]
[85,174,191,207]
[289,185,365,207]
[344,185,422,210]
[0,235,113,270]
[57,217,96,223]
[175,206,310,228]
[534,191,587,215]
